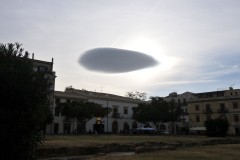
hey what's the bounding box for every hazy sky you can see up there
[1,0,240,98]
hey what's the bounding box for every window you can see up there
[219,103,226,112]
[38,66,48,72]
[112,106,119,118]
[113,107,118,114]
[124,107,128,114]
[233,102,238,109]
[195,105,199,111]
[183,98,187,105]
[178,99,181,105]
[196,115,200,122]
[55,98,60,105]
[55,107,60,116]
[206,104,211,113]
[234,114,239,122]
[220,103,225,110]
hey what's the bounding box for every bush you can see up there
[205,118,229,137]
[0,43,53,159]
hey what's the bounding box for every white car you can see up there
[133,127,157,134]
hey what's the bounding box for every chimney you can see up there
[24,52,29,58]
[32,53,34,59]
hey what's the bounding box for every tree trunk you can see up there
[171,121,174,135]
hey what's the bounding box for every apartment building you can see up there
[52,87,141,134]
[188,88,240,135]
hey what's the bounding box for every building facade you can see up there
[188,88,240,135]
[51,87,141,134]
[31,57,56,133]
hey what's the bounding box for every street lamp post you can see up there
[107,99,108,133]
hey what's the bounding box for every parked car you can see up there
[133,127,157,134]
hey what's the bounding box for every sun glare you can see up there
[117,36,179,83]
[123,37,163,60]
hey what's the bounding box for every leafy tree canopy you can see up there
[60,100,111,124]
[0,43,53,159]
[126,91,147,101]
[133,97,178,133]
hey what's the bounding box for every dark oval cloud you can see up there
[79,48,159,73]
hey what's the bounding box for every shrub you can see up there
[205,118,229,137]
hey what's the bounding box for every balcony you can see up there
[217,108,228,113]
[203,109,213,114]
[112,112,120,118]
[232,122,240,127]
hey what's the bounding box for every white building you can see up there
[50,87,142,134]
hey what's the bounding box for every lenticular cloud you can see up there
[79,48,158,73]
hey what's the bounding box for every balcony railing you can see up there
[217,108,228,113]
[232,122,240,127]
[203,109,213,114]
[177,102,188,106]
[112,112,120,118]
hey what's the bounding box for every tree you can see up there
[132,97,175,133]
[205,118,229,137]
[168,99,178,134]
[126,91,147,101]
[0,43,53,159]
[60,100,111,133]
[150,97,171,131]
[132,103,151,124]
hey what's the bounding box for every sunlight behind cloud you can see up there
[117,36,180,83]
[120,36,179,71]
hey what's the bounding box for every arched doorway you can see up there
[123,122,129,134]
[112,121,118,134]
